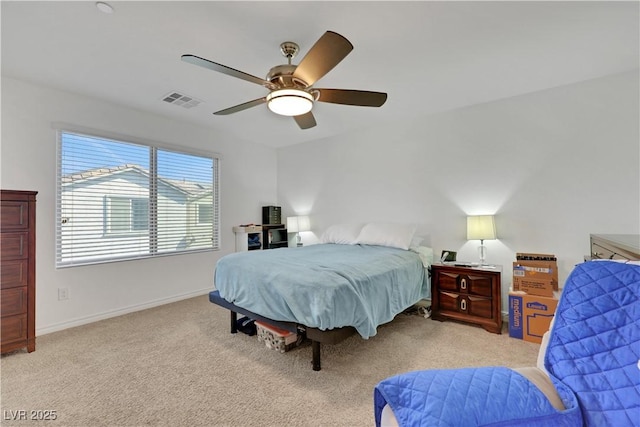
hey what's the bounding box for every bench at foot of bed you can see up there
[209,290,355,371]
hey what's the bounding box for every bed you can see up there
[210,222,433,371]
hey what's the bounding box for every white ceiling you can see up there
[2,1,638,148]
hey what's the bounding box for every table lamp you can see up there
[467,215,497,265]
[287,215,310,247]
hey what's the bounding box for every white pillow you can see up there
[356,222,417,250]
[409,235,424,250]
[412,246,434,268]
[321,223,364,245]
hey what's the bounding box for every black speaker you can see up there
[262,206,281,225]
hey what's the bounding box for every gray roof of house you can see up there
[62,164,212,197]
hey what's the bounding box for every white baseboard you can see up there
[36,288,212,336]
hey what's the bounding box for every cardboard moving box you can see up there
[513,253,558,297]
[509,291,559,344]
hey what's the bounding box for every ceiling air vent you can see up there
[161,91,202,109]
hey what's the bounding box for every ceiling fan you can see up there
[181,31,387,130]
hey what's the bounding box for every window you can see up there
[105,196,149,234]
[56,129,219,267]
[197,203,213,224]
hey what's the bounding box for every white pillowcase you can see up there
[412,246,434,268]
[321,223,365,245]
[409,235,424,250]
[356,222,417,250]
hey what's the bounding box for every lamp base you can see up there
[478,242,488,265]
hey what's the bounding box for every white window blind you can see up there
[56,130,219,267]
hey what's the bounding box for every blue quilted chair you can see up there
[374,260,640,426]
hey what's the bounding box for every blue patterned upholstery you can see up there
[374,261,640,427]
[544,261,640,426]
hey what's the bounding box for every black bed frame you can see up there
[209,290,355,371]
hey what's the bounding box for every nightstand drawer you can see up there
[437,272,460,292]
[464,295,493,318]
[438,292,493,319]
[463,274,493,297]
[437,271,492,297]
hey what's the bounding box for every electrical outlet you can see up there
[58,287,69,300]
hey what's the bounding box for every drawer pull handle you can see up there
[460,278,467,290]
[460,299,467,311]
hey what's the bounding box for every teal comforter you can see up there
[214,244,427,338]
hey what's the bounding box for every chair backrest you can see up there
[544,261,640,426]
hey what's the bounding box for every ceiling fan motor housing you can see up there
[266,64,308,90]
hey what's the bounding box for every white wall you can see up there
[1,77,278,334]
[2,71,637,332]
[277,71,640,313]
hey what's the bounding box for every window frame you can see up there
[55,124,221,268]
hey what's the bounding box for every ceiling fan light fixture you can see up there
[266,89,313,116]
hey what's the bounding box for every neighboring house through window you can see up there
[105,196,149,234]
[56,129,219,267]
[197,203,213,224]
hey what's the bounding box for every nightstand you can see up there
[430,263,502,334]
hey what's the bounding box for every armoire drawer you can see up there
[0,200,30,230]
[1,314,27,343]
[0,232,29,260]
[1,287,28,317]
[1,259,28,289]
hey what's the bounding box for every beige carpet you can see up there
[1,296,540,426]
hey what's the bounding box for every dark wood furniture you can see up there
[262,224,288,249]
[262,205,282,225]
[430,263,502,334]
[1,190,37,354]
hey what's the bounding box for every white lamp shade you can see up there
[287,216,299,233]
[297,215,310,232]
[287,215,310,233]
[467,215,497,240]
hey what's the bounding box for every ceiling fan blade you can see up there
[315,89,387,107]
[293,111,317,129]
[293,31,353,87]
[213,98,266,115]
[182,54,271,88]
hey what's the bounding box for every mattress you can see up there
[214,243,428,338]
